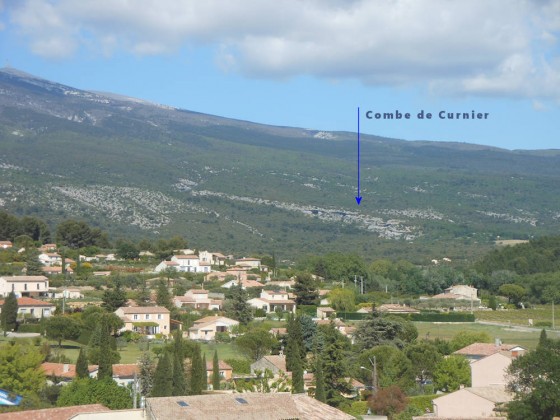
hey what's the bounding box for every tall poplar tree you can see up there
[202,354,208,392]
[314,359,326,403]
[97,319,113,381]
[212,350,221,391]
[172,330,186,396]
[0,291,18,336]
[190,344,205,395]
[291,344,304,393]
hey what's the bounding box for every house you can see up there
[0,275,49,298]
[188,315,239,341]
[48,288,83,299]
[206,359,233,386]
[247,290,296,314]
[317,306,336,319]
[115,306,171,337]
[143,393,354,420]
[471,352,513,388]
[111,364,140,387]
[155,255,211,273]
[39,252,62,266]
[0,241,12,249]
[453,341,526,361]
[0,297,56,319]
[251,355,287,376]
[41,362,98,383]
[221,278,265,289]
[235,257,261,270]
[173,289,223,311]
[0,404,115,420]
[431,386,512,418]
[42,266,74,275]
[431,284,481,305]
[38,243,57,252]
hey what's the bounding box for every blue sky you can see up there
[1,0,559,150]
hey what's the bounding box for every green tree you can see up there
[405,341,443,385]
[0,342,45,395]
[298,314,317,353]
[314,358,326,403]
[96,319,114,381]
[134,280,152,306]
[115,239,140,260]
[488,294,497,310]
[151,352,173,397]
[507,336,560,419]
[202,353,208,392]
[56,219,109,249]
[57,378,132,409]
[172,329,187,396]
[291,343,304,393]
[45,315,81,347]
[1,291,18,336]
[212,350,221,391]
[293,273,319,306]
[235,328,276,361]
[318,321,352,406]
[354,311,411,350]
[24,248,43,276]
[156,280,172,310]
[360,346,415,390]
[327,288,355,312]
[449,330,491,352]
[101,283,127,312]
[433,355,471,392]
[190,344,205,395]
[76,347,89,379]
[88,315,120,367]
[498,283,526,305]
[225,284,253,325]
[138,352,156,396]
[286,315,305,372]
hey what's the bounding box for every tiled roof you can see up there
[41,362,98,378]
[0,297,54,307]
[145,393,354,420]
[453,343,522,357]
[173,255,199,259]
[0,404,110,419]
[206,360,233,370]
[112,364,140,377]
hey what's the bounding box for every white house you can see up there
[188,315,239,341]
[39,253,62,266]
[248,290,296,314]
[235,258,261,270]
[173,289,223,310]
[155,255,211,273]
[0,296,55,319]
[0,275,49,298]
[115,306,171,337]
[221,278,265,289]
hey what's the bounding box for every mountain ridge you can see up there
[1,67,559,262]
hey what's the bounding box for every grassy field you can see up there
[415,321,560,350]
[474,306,557,327]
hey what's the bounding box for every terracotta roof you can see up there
[188,289,209,294]
[145,393,353,420]
[0,297,54,307]
[41,362,98,379]
[173,255,199,259]
[117,305,170,314]
[206,360,233,371]
[0,404,110,419]
[112,364,140,377]
[260,355,287,372]
[454,342,523,357]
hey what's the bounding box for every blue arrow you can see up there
[355,107,362,205]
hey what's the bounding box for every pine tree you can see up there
[190,344,204,395]
[151,352,173,397]
[101,283,127,312]
[212,350,221,391]
[314,359,326,403]
[1,292,18,336]
[156,280,172,310]
[293,273,319,306]
[76,347,89,379]
[25,249,43,276]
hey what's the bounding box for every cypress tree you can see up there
[1,291,18,336]
[152,352,173,397]
[172,329,187,395]
[190,344,204,395]
[202,354,208,392]
[538,328,550,349]
[291,342,304,393]
[212,350,221,391]
[25,249,43,276]
[97,319,113,380]
[76,347,89,379]
[315,359,326,403]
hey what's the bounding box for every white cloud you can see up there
[5,0,560,100]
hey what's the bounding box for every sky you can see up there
[1,0,559,150]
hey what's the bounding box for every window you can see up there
[24,284,27,291]
[133,314,138,320]
[157,314,162,320]
[177,401,189,407]
[37,283,40,290]
[145,314,150,320]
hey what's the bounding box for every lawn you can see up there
[474,306,557,327]
[200,341,246,361]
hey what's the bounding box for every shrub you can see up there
[225,358,251,374]
[17,324,44,334]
